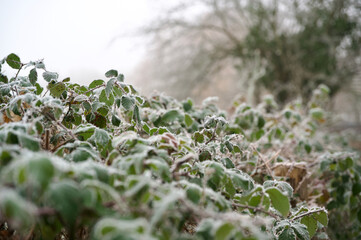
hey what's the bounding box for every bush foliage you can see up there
[0,54,360,239]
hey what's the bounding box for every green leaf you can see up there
[161,110,183,123]
[93,128,110,146]
[62,77,70,82]
[117,73,124,82]
[89,79,105,89]
[278,227,296,240]
[0,189,36,229]
[301,215,317,238]
[49,82,66,98]
[310,108,324,121]
[258,116,265,128]
[199,150,212,161]
[291,222,310,240]
[35,121,44,134]
[112,114,121,126]
[186,186,201,204]
[105,78,115,97]
[105,69,118,78]
[194,132,205,143]
[43,71,59,82]
[0,73,8,83]
[86,112,107,128]
[28,156,55,189]
[18,134,40,151]
[47,181,83,226]
[121,95,135,110]
[265,187,290,217]
[185,113,193,127]
[314,210,328,226]
[215,222,234,240]
[6,53,21,69]
[133,105,141,123]
[29,68,37,85]
[35,83,43,95]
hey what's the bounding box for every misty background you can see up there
[1,0,360,124]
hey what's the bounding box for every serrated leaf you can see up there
[105,69,118,78]
[112,114,121,126]
[105,78,115,97]
[301,215,317,238]
[18,134,40,151]
[43,71,59,82]
[291,222,310,240]
[315,211,328,226]
[266,187,290,217]
[121,95,135,110]
[161,110,183,123]
[278,227,296,240]
[93,128,110,146]
[6,53,21,69]
[89,79,105,89]
[29,68,37,85]
[49,82,66,98]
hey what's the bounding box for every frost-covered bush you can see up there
[0,54,360,239]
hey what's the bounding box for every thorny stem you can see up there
[291,208,326,221]
[232,203,281,220]
[83,84,106,95]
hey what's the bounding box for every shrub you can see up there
[0,53,359,239]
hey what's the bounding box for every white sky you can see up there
[0,0,169,86]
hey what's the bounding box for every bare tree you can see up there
[134,0,360,106]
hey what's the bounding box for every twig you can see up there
[14,63,24,80]
[42,89,49,98]
[83,84,105,95]
[252,146,275,179]
[51,137,75,152]
[114,81,127,94]
[232,203,281,220]
[45,129,50,150]
[171,154,195,180]
[41,110,78,140]
[24,224,35,240]
[251,149,281,177]
[291,208,326,221]
[205,122,218,144]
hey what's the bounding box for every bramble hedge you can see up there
[0,54,360,239]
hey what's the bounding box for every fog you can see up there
[0,0,169,87]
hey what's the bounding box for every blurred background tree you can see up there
[133,0,360,109]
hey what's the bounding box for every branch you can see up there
[205,122,218,144]
[171,154,195,180]
[232,202,281,220]
[291,208,326,221]
[83,84,105,95]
